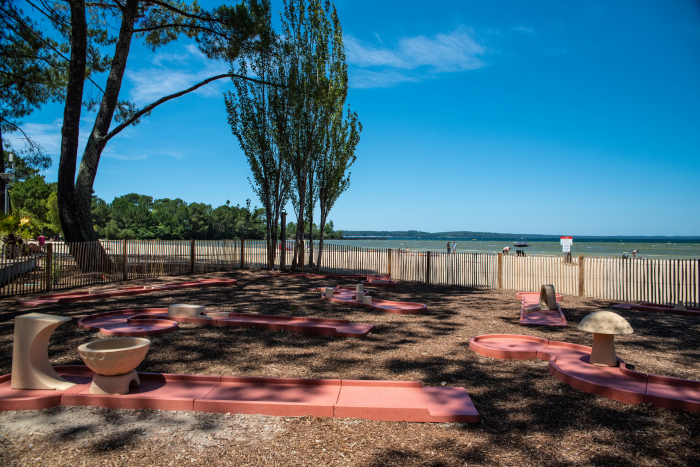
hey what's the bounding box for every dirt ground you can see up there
[0,270,698,467]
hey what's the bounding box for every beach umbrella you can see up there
[514,242,531,248]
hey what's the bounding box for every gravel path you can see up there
[1,270,698,466]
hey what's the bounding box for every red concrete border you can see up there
[519,295,567,327]
[273,273,397,287]
[0,366,479,423]
[77,308,374,338]
[312,287,426,314]
[613,303,700,317]
[515,291,564,302]
[469,334,700,412]
[16,279,237,307]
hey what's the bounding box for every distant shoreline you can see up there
[341,233,700,243]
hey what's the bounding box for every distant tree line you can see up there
[8,164,343,241]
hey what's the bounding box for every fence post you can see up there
[122,239,128,281]
[426,251,431,284]
[387,249,392,277]
[190,239,195,274]
[497,252,503,289]
[45,243,53,292]
[578,255,585,297]
[240,239,245,269]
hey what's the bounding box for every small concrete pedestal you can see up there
[363,295,373,305]
[325,288,334,298]
[90,370,140,395]
[168,304,209,319]
[356,291,365,302]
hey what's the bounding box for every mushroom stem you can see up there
[590,333,618,367]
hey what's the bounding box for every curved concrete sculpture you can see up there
[578,311,633,367]
[11,313,73,389]
[613,302,700,317]
[0,366,479,423]
[313,287,427,314]
[518,286,567,327]
[11,313,76,390]
[77,308,374,338]
[79,337,150,395]
[469,334,700,413]
[16,278,237,307]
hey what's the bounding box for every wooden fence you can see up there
[0,241,697,307]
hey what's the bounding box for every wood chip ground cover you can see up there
[0,270,698,466]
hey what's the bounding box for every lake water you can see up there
[321,239,700,260]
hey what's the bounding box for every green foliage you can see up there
[9,174,55,220]
[0,0,70,159]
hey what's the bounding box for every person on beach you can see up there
[447,242,451,255]
[632,250,638,258]
[503,246,510,255]
[453,242,457,254]
[37,235,45,252]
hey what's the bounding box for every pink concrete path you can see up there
[0,366,479,423]
[517,292,567,327]
[469,334,700,413]
[613,303,700,317]
[273,273,398,288]
[16,279,237,306]
[77,308,374,338]
[311,287,427,314]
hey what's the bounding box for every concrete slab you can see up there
[0,367,480,423]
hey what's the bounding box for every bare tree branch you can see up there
[104,72,282,142]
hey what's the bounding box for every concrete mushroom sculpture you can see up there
[577,311,633,367]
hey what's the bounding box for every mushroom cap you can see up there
[577,311,633,335]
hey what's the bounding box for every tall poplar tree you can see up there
[225,4,292,269]
[280,0,346,270]
[315,107,360,270]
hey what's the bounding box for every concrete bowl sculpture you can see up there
[78,337,150,376]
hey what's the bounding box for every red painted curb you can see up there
[314,287,427,314]
[613,303,700,317]
[0,366,479,423]
[469,334,700,413]
[519,294,567,327]
[16,279,237,306]
[77,308,374,338]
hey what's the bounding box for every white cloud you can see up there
[350,69,419,89]
[6,120,63,154]
[126,45,229,105]
[512,26,535,35]
[344,27,486,88]
[102,152,148,161]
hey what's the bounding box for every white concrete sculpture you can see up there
[363,295,373,305]
[356,284,364,292]
[11,313,76,390]
[356,291,365,302]
[325,288,334,298]
[78,337,150,395]
[578,311,633,367]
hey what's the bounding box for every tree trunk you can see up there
[292,150,310,271]
[0,124,5,213]
[316,209,327,273]
[58,0,138,271]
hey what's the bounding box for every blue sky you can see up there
[11,0,700,236]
